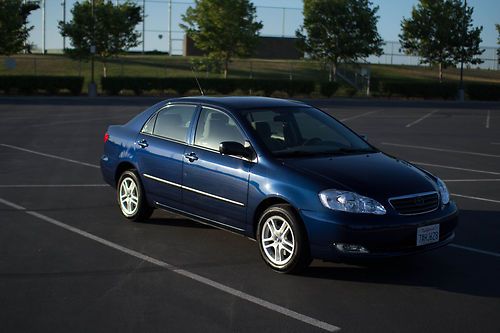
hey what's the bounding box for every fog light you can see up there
[334,243,369,254]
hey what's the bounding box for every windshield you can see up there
[242,107,376,157]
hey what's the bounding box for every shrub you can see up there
[375,79,457,99]
[465,84,500,101]
[101,77,316,97]
[0,76,84,95]
[320,82,340,97]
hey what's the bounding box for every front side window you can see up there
[194,108,246,151]
[243,107,375,157]
[151,105,196,142]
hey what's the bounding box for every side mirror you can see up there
[219,141,253,159]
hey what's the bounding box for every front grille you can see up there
[389,192,439,215]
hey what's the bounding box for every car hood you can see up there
[282,152,437,200]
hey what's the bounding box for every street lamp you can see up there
[458,0,467,102]
[88,0,97,97]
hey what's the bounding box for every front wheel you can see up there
[257,204,311,274]
[117,170,153,222]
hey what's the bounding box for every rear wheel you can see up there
[117,170,153,222]
[257,204,311,274]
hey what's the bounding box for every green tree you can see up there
[0,0,39,55]
[180,0,263,78]
[59,0,142,77]
[400,0,484,82]
[296,0,383,82]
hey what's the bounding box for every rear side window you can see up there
[194,108,246,151]
[150,105,196,142]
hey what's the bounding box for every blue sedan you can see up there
[100,97,458,273]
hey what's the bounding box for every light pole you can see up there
[62,0,66,50]
[168,0,172,56]
[89,0,97,97]
[458,0,467,102]
[142,0,145,53]
[42,0,46,54]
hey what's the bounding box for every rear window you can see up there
[143,105,196,142]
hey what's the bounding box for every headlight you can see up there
[319,190,386,215]
[437,178,449,205]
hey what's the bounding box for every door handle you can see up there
[137,139,148,148]
[184,152,198,162]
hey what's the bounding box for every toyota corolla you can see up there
[100,97,458,273]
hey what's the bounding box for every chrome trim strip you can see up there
[143,173,182,188]
[143,173,245,207]
[182,185,245,206]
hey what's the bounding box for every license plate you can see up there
[416,224,440,246]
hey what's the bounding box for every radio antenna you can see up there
[190,66,205,96]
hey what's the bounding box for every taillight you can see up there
[104,132,109,143]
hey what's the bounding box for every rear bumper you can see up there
[300,202,459,261]
[100,154,115,187]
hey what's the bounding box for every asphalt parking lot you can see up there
[0,97,499,333]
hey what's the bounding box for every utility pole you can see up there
[168,0,172,56]
[281,8,285,37]
[42,0,46,54]
[142,0,145,53]
[89,0,97,97]
[458,0,467,102]
[62,0,66,50]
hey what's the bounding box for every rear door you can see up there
[135,104,197,209]
[182,106,253,231]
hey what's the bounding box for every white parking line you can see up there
[383,142,500,158]
[486,110,490,129]
[0,197,341,333]
[27,115,131,128]
[0,143,100,168]
[410,161,500,175]
[448,244,500,258]
[0,184,108,188]
[451,193,500,204]
[340,110,378,122]
[405,109,439,128]
[443,179,500,182]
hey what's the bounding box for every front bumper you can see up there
[300,202,458,261]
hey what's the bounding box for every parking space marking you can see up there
[0,184,108,188]
[444,179,500,182]
[383,143,500,158]
[405,109,439,128]
[449,244,500,258]
[486,110,490,129]
[27,115,132,128]
[0,197,341,333]
[0,143,99,168]
[451,193,500,204]
[411,161,500,175]
[340,110,378,122]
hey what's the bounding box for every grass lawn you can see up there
[1,54,499,93]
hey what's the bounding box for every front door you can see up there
[182,107,252,231]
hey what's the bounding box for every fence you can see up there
[367,41,499,70]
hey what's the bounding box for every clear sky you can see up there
[27,0,499,53]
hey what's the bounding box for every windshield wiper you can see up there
[331,148,377,155]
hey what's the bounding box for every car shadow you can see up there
[145,217,214,229]
[301,209,500,299]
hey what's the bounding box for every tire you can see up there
[117,170,154,222]
[256,204,312,274]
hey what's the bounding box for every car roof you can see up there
[165,96,309,111]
